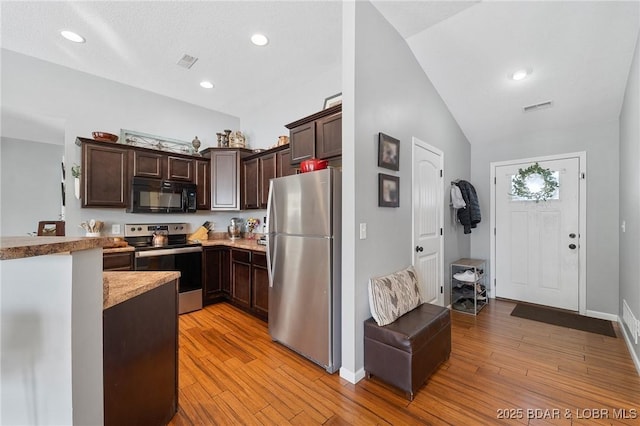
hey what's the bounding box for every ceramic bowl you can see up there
[92,132,119,143]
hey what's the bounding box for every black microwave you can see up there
[129,177,197,213]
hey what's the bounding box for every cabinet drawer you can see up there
[231,249,251,264]
[103,252,134,271]
[252,252,267,268]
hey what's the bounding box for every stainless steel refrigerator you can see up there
[266,168,341,373]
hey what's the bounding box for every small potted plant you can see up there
[71,164,81,199]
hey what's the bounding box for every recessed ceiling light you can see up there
[60,30,85,43]
[511,69,531,81]
[200,81,214,89]
[251,33,269,46]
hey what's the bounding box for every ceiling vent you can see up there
[176,54,198,69]
[523,100,553,113]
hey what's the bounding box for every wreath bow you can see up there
[511,162,558,202]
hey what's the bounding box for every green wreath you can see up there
[511,162,559,202]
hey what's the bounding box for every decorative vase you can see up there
[74,178,80,200]
[246,230,255,239]
[191,136,201,155]
[86,232,100,237]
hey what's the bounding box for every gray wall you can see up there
[340,1,471,379]
[1,138,64,236]
[619,31,640,360]
[1,49,240,236]
[470,120,620,315]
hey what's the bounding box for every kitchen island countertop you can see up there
[103,271,180,310]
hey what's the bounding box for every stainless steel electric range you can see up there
[124,222,202,314]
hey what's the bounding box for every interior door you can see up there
[412,138,444,306]
[495,157,580,310]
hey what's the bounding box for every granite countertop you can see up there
[103,271,180,310]
[0,236,112,261]
[201,237,266,252]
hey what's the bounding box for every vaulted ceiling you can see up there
[2,1,638,145]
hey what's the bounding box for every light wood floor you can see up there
[169,300,640,425]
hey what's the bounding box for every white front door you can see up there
[494,156,582,310]
[412,138,444,306]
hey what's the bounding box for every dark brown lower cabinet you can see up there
[204,247,268,318]
[103,281,178,426]
[231,249,252,309]
[103,251,134,271]
[251,252,269,319]
[203,246,230,305]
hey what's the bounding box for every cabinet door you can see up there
[211,150,240,210]
[203,247,229,305]
[103,252,134,271]
[251,252,269,318]
[231,249,251,309]
[195,159,210,210]
[276,149,297,177]
[242,158,260,210]
[82,143,129,208]
[316,112,342,159]
[259,153,277,209]
[167,157,194,182]
[289,122,315,164]
[133,150,165,179]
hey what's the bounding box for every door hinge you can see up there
[440,169,443,178]
[581,172,586,179]
[494,227,496,236]
[440,286,443,294]
[494,278,496,287]
[440,228,443,236]
[494,177,496,184]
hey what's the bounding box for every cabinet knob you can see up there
[569,233,576,238]
[569,244,577,250]
[415,246,424,253]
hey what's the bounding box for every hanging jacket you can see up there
[456,180,481,234]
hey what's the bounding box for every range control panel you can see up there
[124,223,189,237]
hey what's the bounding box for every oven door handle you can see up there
[135,246,203,258]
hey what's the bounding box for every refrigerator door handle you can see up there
[266,180,276,287]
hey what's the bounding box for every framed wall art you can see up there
[323,92,342,109]
[378,132,400,171]
[378,173,400,207]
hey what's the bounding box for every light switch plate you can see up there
[112,224,121,235]
[359,223,367,240]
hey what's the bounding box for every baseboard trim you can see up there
[584,309,618,322]
[339,366,365,384]
[618,316,640,375]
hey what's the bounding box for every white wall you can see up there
[1,248,104,425]
[340,1,471,381]
[240,65,342,150]
[1,138,64,236]
[470,120,620,315]
[619,31,640,362]
[1,49,240,236]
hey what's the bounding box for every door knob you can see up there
[415,246,424,253]
[569,233,576,238]
[569,244,577,250]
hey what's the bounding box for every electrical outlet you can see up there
[112,224,121,235]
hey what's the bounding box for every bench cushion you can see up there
[364,303,450,352]
[368,266,422,326]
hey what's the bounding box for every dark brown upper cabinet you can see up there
[133,151,194,183]
[81,140,129,208]
[285,104,342,165]
[242,158,260,210]
[194,159,210,210]
[276,149,297,177]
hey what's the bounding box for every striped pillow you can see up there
[368,266,422,326]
